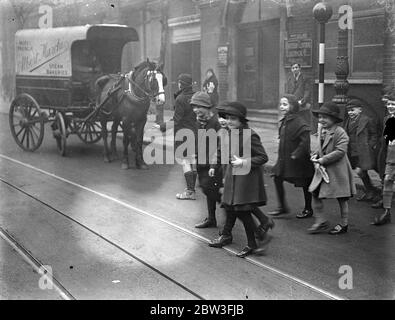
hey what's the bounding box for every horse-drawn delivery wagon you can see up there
[9,24,142,157]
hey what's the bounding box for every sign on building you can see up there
[217,45,228,66]
[284,34,312,68]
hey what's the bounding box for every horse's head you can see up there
[146,62,167,105]
[128,60,167,105]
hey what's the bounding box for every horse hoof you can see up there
[121,163,129,170]
[104,157,111,163]
[137,164,149,170]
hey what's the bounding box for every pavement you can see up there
[143,110,381,190]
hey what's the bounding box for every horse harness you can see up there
[98,70,164,117]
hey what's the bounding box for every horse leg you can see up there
[121,121,131,170]
[110,118,120,161]
[101,118,111,163]
[135,117,148,170]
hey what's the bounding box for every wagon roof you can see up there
[15,24,139,43]
[15,24,138,77]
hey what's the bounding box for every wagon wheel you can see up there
[76,120,102,144]
[9,93,45,152]
[53,112,67,156]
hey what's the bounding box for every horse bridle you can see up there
[125,70,165,101]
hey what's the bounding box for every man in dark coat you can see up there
[155,73,197,199]
[286,63,312,126]
[344,99,379,201]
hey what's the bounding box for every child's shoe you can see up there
[328,224,348,235]
[176,189,196,200]
[307,220,329,234]
[371,209,391,226]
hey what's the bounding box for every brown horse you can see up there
[95,60,166,169]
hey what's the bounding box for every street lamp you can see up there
[313,2,333,108]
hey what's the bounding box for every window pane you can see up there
[353,16,384,46]
[353,46,383,73]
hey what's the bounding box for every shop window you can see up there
[323,12,384,80]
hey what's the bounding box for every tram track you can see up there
[0,176,204,300]
[0,225,75,300]
[0,153,345,300]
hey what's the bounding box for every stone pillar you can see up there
[332,16,350,119]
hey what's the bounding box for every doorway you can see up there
[171,40,201,101]
[237,19,280,109]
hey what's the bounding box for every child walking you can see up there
[191,91,222,228]
[208,101,269,257]
[372,92,395,225]
[269,94,315,218]
[344,99,379,202]
[308,102,356,234]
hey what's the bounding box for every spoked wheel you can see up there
[53,112,67,156]
[9,93,45,152]
[76,120,102,144]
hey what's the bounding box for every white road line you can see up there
[0,226,74,300]
[0,153,345,300]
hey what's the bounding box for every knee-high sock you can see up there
[312,195,325,223]
[251,207,269,226]
[184,171,196,192]
[206,196,217,222]
[273,176,286,209]
[359,170,374,192]
[303,186,313,211]
[222,210,237,236]
[338,198,349,226]
[382,178,394,209]
[237,212,258,249]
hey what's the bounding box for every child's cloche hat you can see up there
[312,101,343,123]
[190,91,212,108]
[216,101,249,122]
[345,99,363,110]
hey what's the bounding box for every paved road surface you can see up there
[0,113,393,300]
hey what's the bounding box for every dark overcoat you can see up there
[160,86,196,154]
[309,125,356,199]
[376,115,392,177]
[196,115,222,198]
[220,125,268,209]
[344,114,378,170]
[272,113,314,184]
[286,73,311,104]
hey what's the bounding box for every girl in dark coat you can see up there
[202,68,219,107]
[269,94,314,218]
[208,102,269,258]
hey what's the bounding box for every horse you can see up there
[95,60,166,169]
